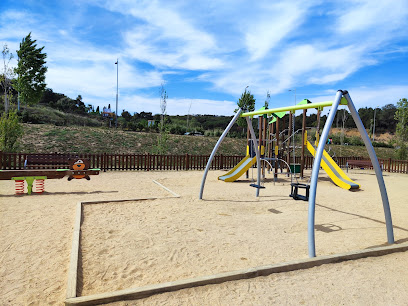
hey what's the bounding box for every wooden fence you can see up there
[0,152,407,174]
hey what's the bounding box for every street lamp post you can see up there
[17,55,20,111]
[115,59,119,128]
[373,105,379,141]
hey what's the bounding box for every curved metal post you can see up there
[246,116,261,197]
[344,92,394,244]
[199,109,243,199]
[308,90,343,257]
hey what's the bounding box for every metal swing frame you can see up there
[199,90,394,258]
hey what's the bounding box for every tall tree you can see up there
[155,84,169,154]
[15,33,47,106]
[235,88,255,129]
[1,44,15,114]
[264,91,270,109]
[159,83,168,132]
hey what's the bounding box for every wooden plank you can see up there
[66,202,82,299]
[65,242,408,306]
[82,196,179,205]
[0,169,68,180]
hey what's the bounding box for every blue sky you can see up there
[1,0,408,116]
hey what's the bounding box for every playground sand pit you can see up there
[1,169,408,305]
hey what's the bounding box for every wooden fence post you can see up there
[185,154,189,170]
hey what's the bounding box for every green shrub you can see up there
[349,136,364,146]
[372,141,393,148]
[396,142,407,160]
[0,111,24,152]
[169,124,186,135]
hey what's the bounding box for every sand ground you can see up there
[1,168,407,305]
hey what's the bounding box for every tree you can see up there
[340,109,349,145]
[1,44,15,113]
[39,88,65,107]
[155,84,169,154]
[264,91,270,109]
[15,33,47,106]
[235,88,255,129]
[395,98,408,141]
[378,104,397,133]
[0,110,24,152]
[159,83,168,131]
[395,98,408,160]
[121,110,132,121]
[75,95,86,114]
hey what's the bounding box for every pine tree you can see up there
[14,33,47,106]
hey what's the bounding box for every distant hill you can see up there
[17,123,398,160]
[12,87,399,138]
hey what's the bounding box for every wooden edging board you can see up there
[65,238,408,305]
[66,202,82,299]
[65,180,181,301]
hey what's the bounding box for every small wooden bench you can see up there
[346,159,384,172]
[24,155,71,169]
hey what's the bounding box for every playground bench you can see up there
[346,159,383,172]
[2,157,100,194]
[24,154,71,169]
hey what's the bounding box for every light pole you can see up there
[115,59,119,128]
[17,55,20,111]
[373,105,379,141]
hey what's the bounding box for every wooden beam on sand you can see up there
[65,182,181,300]
[66,202,83,299]
[65,242,408,305]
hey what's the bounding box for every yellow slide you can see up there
[306,141,360,190]
[218,155,257,182]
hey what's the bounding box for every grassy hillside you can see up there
[15,124,401,160]
[17,124,246,155]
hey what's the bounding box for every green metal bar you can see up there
[241,98,348,117]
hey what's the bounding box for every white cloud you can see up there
[96,0,224,70]
[244,2,312,61]
[308,86,408,115]
[336,0,408,35]
[345,86,408,109]
[46,60,163,102]
[101,94,237,116]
